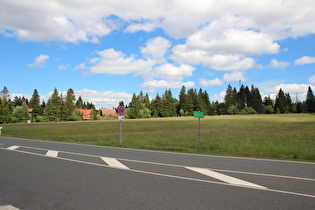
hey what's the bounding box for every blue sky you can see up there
[1,0,315,108]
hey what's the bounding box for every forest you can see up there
[0,84,315,123]
[127,85,315,118]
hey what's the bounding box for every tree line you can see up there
[0,87,96,123]
[127,85,315,118]
[1,84,315,123]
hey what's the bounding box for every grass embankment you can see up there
[2,114,315,161]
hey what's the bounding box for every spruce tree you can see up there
[179,85,187,114]
[275,88,287,113]
[251,86,264,114]
[306,86,315,112]
[44,88,62,121]
[75,96,83,109]
[29,89,41,117]
[129,93,140,119]
[64,88,76,120]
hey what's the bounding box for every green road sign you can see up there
[194,111,204,118]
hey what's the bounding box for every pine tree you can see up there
[162,89,176,117]
[75,96,83,109]
[64,88,76,120]
[29,89,41,117]
[306,86,315,112]
[44,88,62,121]
[129,93,140,119]
[186,88,197,115]
[285,93,293,113]
[179,86,187,114]
[251,86,264,113]
[0,86,10,100]
[151,94,163,117]
[275,88,287,113]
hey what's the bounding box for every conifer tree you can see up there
[75,96,83,109]
[129,93,140,119]
[29,89,41,117]
[275,88,287,113]
[179,86,187,114]
[64,88,76,120]
[306,86,315,112]
[44,88,62,121]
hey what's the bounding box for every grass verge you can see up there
[1,114,314,161]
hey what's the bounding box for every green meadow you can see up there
[2,114,315,161]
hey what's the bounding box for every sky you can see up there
[1,0,315,108]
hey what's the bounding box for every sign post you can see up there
[118,106,125,146]
[194,111,204,152]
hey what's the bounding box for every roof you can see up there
[101,109,116,116]
[75,109,92,120]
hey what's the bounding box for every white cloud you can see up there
[262,83,315,102]
[74,63,88,70]
[28,54,49,67]
[309,75,315,84]
[138,80,194,92]
[269,59,290,69]
[212,90,226,103]
[89,49,155,75]
[294,56,315,65]
[140,36,171,63]
[2,1,314,43]
[171,45,255,71]
[199,78,223,87]
[223,72,247,82]
[124,21,157,33]
[58,64,68,70]
[73,89,132,109]
[149,64,196,81]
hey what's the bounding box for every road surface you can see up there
[1,137,314,209]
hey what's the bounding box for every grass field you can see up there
[1,114,315,161]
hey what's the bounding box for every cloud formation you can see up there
[28,54,49,68]
[294,56,315,65]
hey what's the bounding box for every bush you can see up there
[67,112,82,121]
[264,105,274,114]
[240,107,257,115]
[35,116,50,122]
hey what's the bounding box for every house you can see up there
[76,109,92,120]
[101,109,117,116]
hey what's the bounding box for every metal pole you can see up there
[198,118,200,152]
[120,119,122,146]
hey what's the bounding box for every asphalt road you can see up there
[1,137,314,209]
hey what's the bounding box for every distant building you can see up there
[75,109,92,120]
[101,109,117,116]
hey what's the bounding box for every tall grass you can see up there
[2,114,314,161]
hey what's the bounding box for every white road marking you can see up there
[0,205,20,210]
[101,157,129,170]
[1,147,314,198]
[46,150,58,157]
[186,167,267,189]
[7,146,19,150]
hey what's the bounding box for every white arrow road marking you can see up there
[0,205,20,210]
[186,167,267,189]
[101,157,129,170]
[7,146,19,150]
[46,150,58,157]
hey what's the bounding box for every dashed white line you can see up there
[101,157,129,170]
[7,146,19,150]
[186,167,267,189]
[45,150,58,157]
